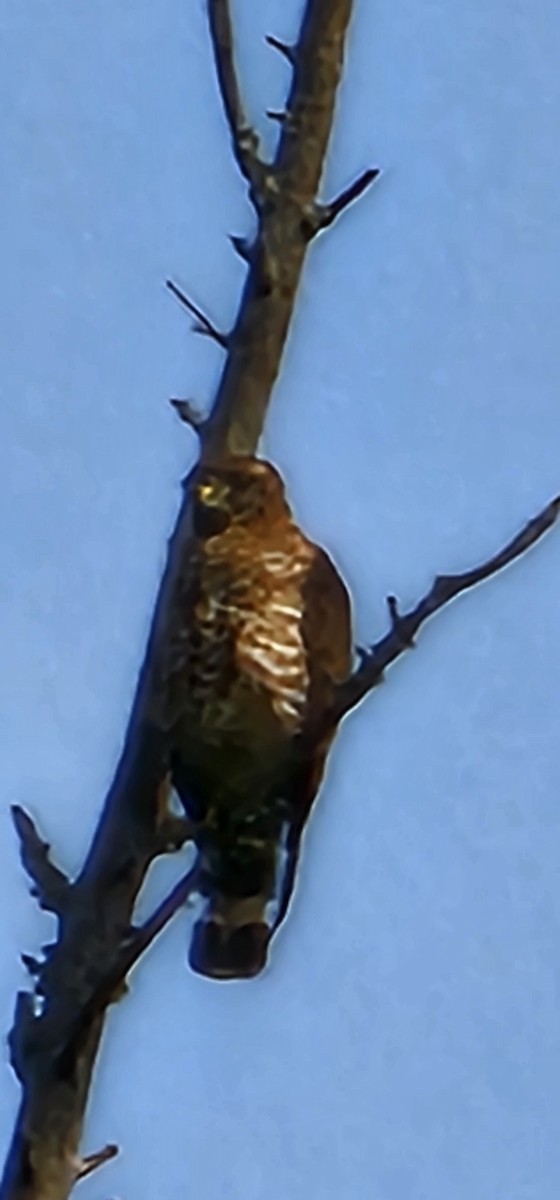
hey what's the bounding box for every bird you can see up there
[149,456,352,980]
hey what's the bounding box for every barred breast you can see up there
[235,544,314,730]
[188,526,315,736]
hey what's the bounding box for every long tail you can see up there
[187,771,323,980]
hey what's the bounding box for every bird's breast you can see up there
[189,535,315,734]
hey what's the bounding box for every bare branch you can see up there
[303,167,380,239]
[333,494,560,721]
[119,863,201,974]
[207,0,263,191]
[202,0,359,458]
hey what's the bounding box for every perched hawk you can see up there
[151,456,352,979]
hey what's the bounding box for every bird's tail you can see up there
[189,892,270,980]
[188,800,293,980]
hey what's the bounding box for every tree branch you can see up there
[332,494,560,722]
[302,167,380,239]
[201,0,362,458]
[2,3,363,1196]
[207,0,263,194]
[74,1144,118,1184]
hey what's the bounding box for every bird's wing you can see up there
[301,545,353,685]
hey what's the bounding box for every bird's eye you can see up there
[198,481,218,503]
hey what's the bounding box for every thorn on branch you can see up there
[166,279,229,349]
[267,109,288,125]
[265,34,297,66]
[21,953,43,977]
[169,398,207,434]
[229,233,254,263]
[386,595,416,648]
[302,168,380,240]
[11,805,71,916]
[74,1143,119,1182]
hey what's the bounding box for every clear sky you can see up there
[1,2,560,1197]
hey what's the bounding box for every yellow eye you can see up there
[197,478,230,508]
[198,483,217,503]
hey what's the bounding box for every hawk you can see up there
[151,456,352,979]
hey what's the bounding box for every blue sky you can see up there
[1,2,560,1197]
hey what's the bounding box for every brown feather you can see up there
[148,457,352,978]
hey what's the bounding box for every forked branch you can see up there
[334,494,560,721]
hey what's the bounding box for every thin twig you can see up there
[74,1145,119,1183]
[265,35,297,67]
[166,279,229,349]
[304,168,380,239]
[58,863,202,1058]
[113,863,201,981]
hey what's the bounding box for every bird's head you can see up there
[192,457,288,538]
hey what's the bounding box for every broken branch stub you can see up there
[11,806,71,918]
